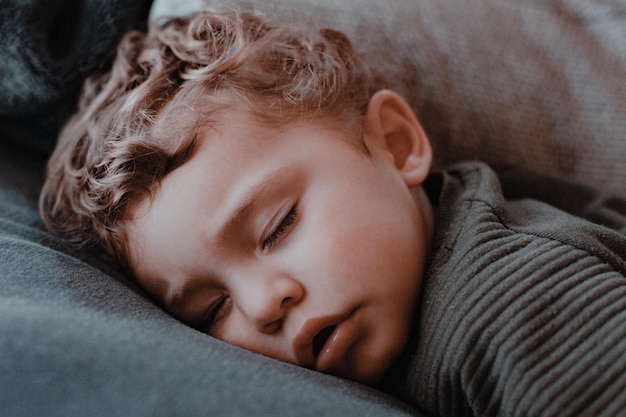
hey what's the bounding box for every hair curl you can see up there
[39,7,383,270]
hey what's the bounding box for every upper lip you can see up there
[292,310,352,369]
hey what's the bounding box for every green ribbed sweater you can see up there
[385,162,626,417]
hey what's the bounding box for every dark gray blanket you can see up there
[0,0,153,153]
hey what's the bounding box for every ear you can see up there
[363,90,432,187]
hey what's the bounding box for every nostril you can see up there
[262,319,283,334]
[281,296,295,308]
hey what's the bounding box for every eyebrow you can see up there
[164,277,215,322]
[217,165,294,244]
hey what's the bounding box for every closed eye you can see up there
[262,204,298,251]
[195,295,230,334]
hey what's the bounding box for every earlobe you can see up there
[364,90,432,187]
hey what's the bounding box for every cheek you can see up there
[300,179,424,286]
[336,207,423,290]
[313,216,390,288]
[214,311,262,352]
[292,215,369,301]
[329,227,364,260]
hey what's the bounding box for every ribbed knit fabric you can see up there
[390,162,626,417]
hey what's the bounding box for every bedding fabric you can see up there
[381,162,626,417]
[2,0,626,415]
[0,0,155,154]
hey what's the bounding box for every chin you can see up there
[345,361,390,386]
[353,329,410,385]
[343,346,399,385]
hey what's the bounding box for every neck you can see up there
[411,186,435,254]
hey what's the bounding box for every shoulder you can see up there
[427,161,626,275]
[406,161,626,417]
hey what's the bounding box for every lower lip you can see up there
[315,317,359,373]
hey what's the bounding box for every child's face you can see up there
[127,92,431,384]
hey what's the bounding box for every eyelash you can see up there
[195,295,229,334]
[262,204,298,251]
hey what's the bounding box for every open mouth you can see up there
[312,325,336,356]
[293,311,355,369]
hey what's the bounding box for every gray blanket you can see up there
[0,0,152,153]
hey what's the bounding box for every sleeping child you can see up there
[39,7,626,417]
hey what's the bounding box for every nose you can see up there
[233,268,304,334]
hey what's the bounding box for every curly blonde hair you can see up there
[39,7,382,270]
